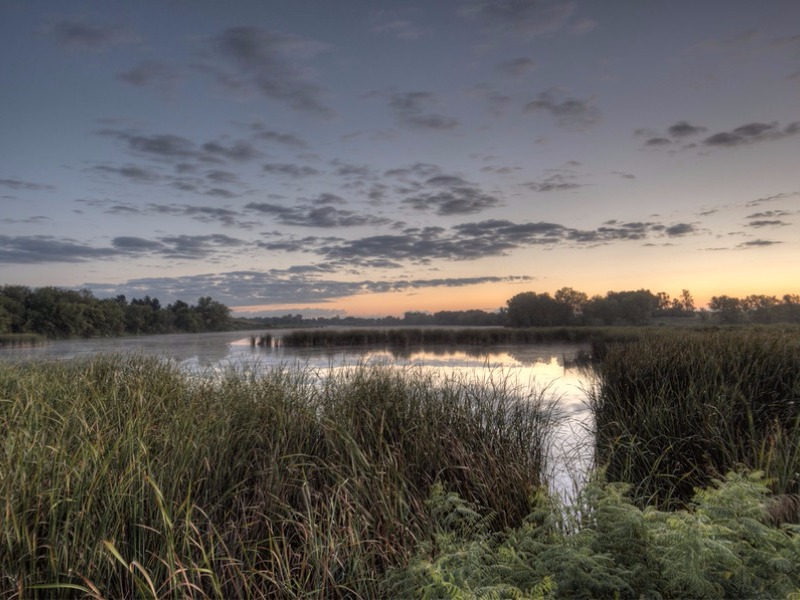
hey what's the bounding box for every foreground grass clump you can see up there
[389,471,800,599]
[0,355,553,599]
[592,327,800,508]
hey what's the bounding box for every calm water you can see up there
[1,329,595,499]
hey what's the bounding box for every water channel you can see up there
[1,329,595,500]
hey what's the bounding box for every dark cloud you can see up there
[746,191,800,206]
[112,236,165,251]
[0,216,49,225]
[738,239,783,248]
[246,202,390,228]
[703,121,800,147]
[42,19,137,50]
[498,57,537,76]
[403,187,501,215]
[204,26,333,116]
[302,216,702,266]
[667,120,708,137]
[247,124,309,148]
[118,61,180,93]
[459,0,577,40]
[204,188,238,199]
[746,209,792,218]
[146,204,249,227]
[262,163,321,178]
[91,164,160,182]
[747,219,790,227]
[481,165,522,175]
[0,178,55,191]
[0,235,120,263]
[524,172,583,192]
[312,193,346,205]
[98,129,197,159]
[202,140,262,162]
[470,83,512,117]
[385,162,442,180]
[386,92,459,131]
[664,223,696,236]
[645,137,672,147]
[524,88,601,130]
[156,234,246,259]
[612,171,636,180]
[330,159,377,180]
[84,270,531,306]
[205,170,240,184]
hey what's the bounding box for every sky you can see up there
[2,0,799,317]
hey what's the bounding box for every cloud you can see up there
[524,88,601,130]
[262,163,321,178]
[664,223,697,236]
[746,209,792,218]
[459,0,577,40]
[201,140,262,162]
[737,239,783,248]
[747,219,790,227]
[203,26,333,116]
[746,191,800,206]
[645,137,672,146]
[523,172,583,192]
[497,57,537,77]
[246,202,390,228]
[246,123,309,148]
[84,270,531,306]
[112,236,165,251]
[155,234,247,259]
[41,19,138,51]
[403,188,501,215]
[118,61,180,93]
[470,83,512,117]
[386,92,459,131]
[0,178,55,191]
[703,121,800,147]
[91,164,161,182]
[667,120,708,137]
[0,235,120,263]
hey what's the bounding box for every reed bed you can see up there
[279,326,645,349]
[591,326,800,508]
[0,354,555,599]
[0,333,47,348]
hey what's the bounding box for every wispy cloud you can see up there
[41,18,138,51]
[199,26,333,117]
[524,88,601,130]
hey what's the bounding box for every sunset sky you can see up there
[2,1,799,316]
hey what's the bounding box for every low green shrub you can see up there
[388,471,800,599]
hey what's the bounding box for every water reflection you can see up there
[2,330,594,500]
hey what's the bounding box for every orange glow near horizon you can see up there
[231,274,799,318]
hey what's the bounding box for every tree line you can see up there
[0,286,231,338]
[246,287,799,329]
[504,287,800,327]
[3,284,799,339]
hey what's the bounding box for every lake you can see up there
[1,328,595,500]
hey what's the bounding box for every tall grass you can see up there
[0,355,555,598]
[591,327,800,508]
[280,326,645,349]
[0,333,47,348]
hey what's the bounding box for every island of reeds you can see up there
[3,325,800,598]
